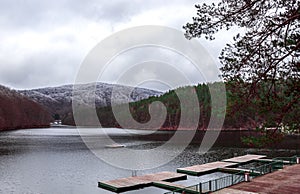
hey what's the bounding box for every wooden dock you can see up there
[223,154,266,164]
[219,164,300,194]
[98,171,187,193]
[153,181,199,194]
[98,154,279,193]
[177,161,237,176]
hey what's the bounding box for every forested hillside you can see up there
[63,81,300,131]
[0,85,51,131]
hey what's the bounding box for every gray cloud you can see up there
[0,0,230,90]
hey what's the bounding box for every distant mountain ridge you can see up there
[19,82,163,119]
[0,85,51,131]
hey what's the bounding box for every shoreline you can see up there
[0,124,50,132]
[1,126,299,150]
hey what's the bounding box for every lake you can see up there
[0,127,253,194]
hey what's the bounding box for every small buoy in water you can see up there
[105,144,126,148]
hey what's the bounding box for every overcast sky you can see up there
[0,0,235,90]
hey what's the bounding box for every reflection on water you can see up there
[0,127,240,194]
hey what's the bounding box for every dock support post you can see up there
[132,170,137,177]
[199,182,202,193]
[245,172,250,182]
[296,157,300,164]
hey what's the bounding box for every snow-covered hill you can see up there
[19,82,162,117]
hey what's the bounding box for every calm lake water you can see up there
[0,127,245,194]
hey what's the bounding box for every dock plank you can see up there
[223,154,266,163]
[218,167,261,176]
[213,188,258,194]
[98,171,187,193]
[254,158,273,163]
[177,161,237,176]
[255,158,292,164]
[219,167,252,173]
